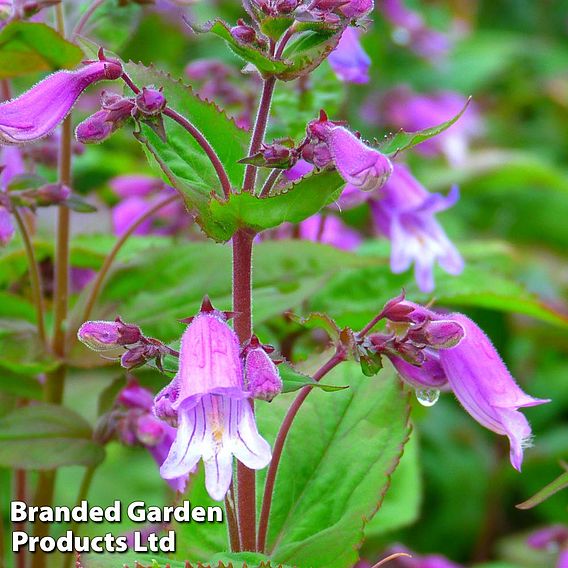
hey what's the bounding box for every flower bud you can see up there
[245,344,282,402]
[153,379,180,427]
[407,319,465,349]
[77,319,142,351]
[120,345,152,370]
[75,110,114,144]
[231,19,258,44]
[135,87,166,116]
[118,380,154,410]
[34,183,71,206]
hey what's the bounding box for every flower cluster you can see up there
[364,295,549,471]
[153,298,276,500]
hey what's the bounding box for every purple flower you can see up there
[0,206,14,246]
[329,127,393,192]
[381,88,481,164]
[438,313,550,471]
[110,175,164,198]
[300,214,362,250]
[112,196,154,237]
[340,0,374,19]
[0,146,24,246]
[0,57,122,145]
[370,163,463,293]
[389,350,449,390]
[383,545,463,568]
[155,299,271,501]
[329,27,371,84]
[118,380,188,493]
[244,338,282,402]
[381,0,451,61]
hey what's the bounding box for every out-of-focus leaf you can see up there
[0,404,105,469]
[78,553,187,568]
[257,363,410,568]
[0,370,43,400]
[516,469,568,510]
[0,22,83,78]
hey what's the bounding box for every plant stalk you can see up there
[232,229,256,550]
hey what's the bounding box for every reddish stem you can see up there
[257,349,346,552]
[163,107,232,199]
[232,230,257,550]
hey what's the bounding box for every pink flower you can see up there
[155,298,271,501]
[0,58,122,145]
[438,313,550,471]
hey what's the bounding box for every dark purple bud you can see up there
[75,110,114,144]
[120,346,149,370]
[135,87,166,116]
[231,19,258,44]
[34,183,71,206]
[407,319,465,349]
[275,0,300,13]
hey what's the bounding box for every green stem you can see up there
[62,467,97,568]
[79,193,180,325]
[13,209,48,350]
[72,0,106,38]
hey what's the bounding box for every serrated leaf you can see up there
[0,404,105,469]
[377,98,471,156]
[124,61,249,195]
[199,169,345,242]
[200,20,343,81]
[257,363,411,568]
[0,22,84,78]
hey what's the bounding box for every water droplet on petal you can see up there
[416,388,440,407]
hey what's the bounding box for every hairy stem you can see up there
[161,107,232,199]
[232,229,256,550]
[13,209,48,350]
[72,0,106,37]
[243,77,276,193]
[257,349,346,552]
[80,193,180,325]
[259,169,282,197]
[32,8,72,566]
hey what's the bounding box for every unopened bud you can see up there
[77,319,142,351]
[245,345,282,402]
[75,110,114,144]
[35,183,71,206]
[135,87,166,116]
[118,380,154,410]
[407,319,465,349]
[136,414,165,447]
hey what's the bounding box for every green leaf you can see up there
[78,553,187,568]
[124,61,249,193]
[200,20,343,81]
[279,361,347,394]
[257,363,411,568]
[364,432,421,536]
[311,261,568,330]
[199,169,345,241]
[0,22,84,78]
[98,240,377,342]
[0,404,105,469]
[0,370,43,400]
[516,469,568,510]
[377,98,471,156]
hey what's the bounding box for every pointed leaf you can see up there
[280,361,347,393]
[377,98,471,156]
[516,469,568,510]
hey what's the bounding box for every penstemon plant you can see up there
[0,1,563,568]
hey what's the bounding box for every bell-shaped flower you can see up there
[389,350,449,390]
[438,313,550,471]
[371,163,463,293]
[329,127,393,191]
[0,57,122,145]
[328,27,371,84]
[155,298,271,501]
